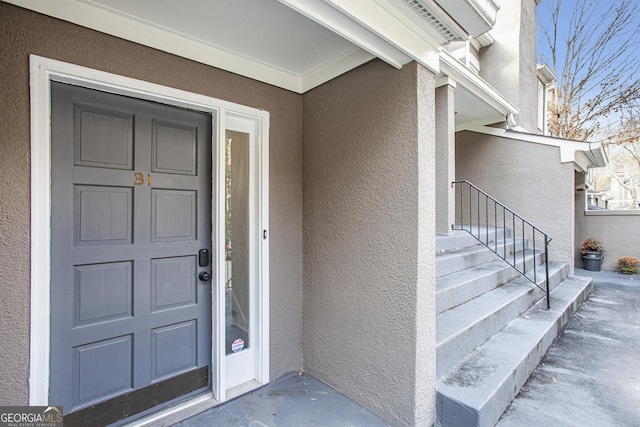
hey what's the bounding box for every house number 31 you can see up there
[134,172,152,186]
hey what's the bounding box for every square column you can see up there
[435,80,456,234]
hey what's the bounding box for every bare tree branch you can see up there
[539,0,640,141]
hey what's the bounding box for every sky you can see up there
[535,0,637,69]
[535,0,640,138]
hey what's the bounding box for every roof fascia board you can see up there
[573,151,592,173]
[324,0,444,73]
[279,0,411,69]
[440,50,519,115]
[464,124,608,170]
[536,64,557,84]
[454,113,510,132]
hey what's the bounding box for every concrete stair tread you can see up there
[437,282,533,346]
[437,249,550,315]
[436,261,566,345]
[437,229,512,253]
[437,239,526,278]
[436,262,568,378]
[437,239,518,261]
[436,275,592,427]
[438,259,512,290]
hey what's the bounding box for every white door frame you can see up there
[29,55,269,406]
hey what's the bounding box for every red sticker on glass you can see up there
[231,338,244,353]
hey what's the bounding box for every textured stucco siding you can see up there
[575,209,640,271]
[456,131,575,269]
[479,0,539,132]
[0,2,303,404]
[302,60,437,426]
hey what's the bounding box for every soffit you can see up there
[5,0,379,93]
[5,0,472,93]
[438,50,519,130]
[5,0,506,111]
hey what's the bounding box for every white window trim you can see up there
[537,81,545,132]
[29,55,269,405]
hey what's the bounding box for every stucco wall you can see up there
[302,60,437,426]
[456,131,576,270]
[479,0,539,132]
[0,2,303,404]
[575,209,640,271]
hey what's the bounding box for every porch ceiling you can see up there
[6,0,512,125]
[438,51,520,130]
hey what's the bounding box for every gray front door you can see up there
[49,82,212,424]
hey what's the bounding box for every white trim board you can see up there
[462,124,607,171]
[28,55,270,407]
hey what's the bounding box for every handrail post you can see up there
[545,236,550,309]
[476,187,480,239]
[503,207,506,258]
[532,229,537,284]
[469,183,472,232]
[522,219,525,275]
[485,195,489,245]
[494,202,497,254]
[459,182,463,230]
[512,214,516,267]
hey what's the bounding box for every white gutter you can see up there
[434,0,500,37]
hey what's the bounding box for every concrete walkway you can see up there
[497,269,640,427]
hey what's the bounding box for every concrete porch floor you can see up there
[140,269,638,427]
[165,373,390,427]
[163,373,389,427]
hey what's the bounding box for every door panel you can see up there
[151,189,197,241]
[73,104,133,169]
[73,335,133,405]
[50,82,212,422]
[152,120,198,175]
[74,185,133,245]
[151,320,197,380]
[73,261,133,326]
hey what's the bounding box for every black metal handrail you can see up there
[452,180,551,309]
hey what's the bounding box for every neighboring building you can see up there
[606,172,640,210]
[0,1,606,426]
[586,189,611,210]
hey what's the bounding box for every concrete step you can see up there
[436,275,593,427]
[436,250,546,314]
[437,238,527,278]
[436,261,568,378]
[508,260,568,293]
[437,229,513,253]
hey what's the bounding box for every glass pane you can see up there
[225,131,250,355]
